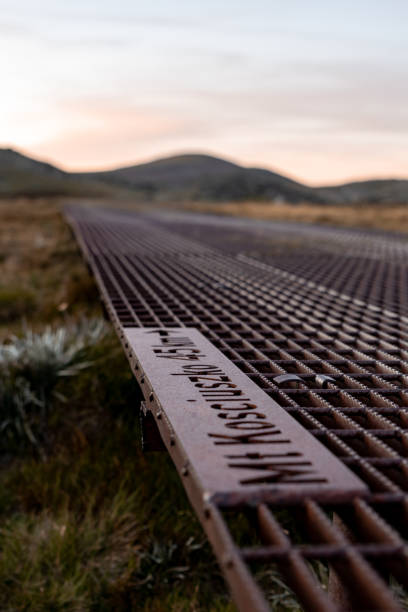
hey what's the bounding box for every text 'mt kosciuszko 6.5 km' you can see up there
[66,204,408,612]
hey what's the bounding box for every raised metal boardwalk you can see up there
[66,205,408,611]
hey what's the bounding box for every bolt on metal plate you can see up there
[124,327,367,505]
[65,205,408,612]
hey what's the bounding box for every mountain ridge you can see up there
[1,148,407,204]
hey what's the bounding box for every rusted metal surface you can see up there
[124,327,366,504]
[65,205,408,612]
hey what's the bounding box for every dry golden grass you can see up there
[1,196,405,341]
[1,195,407,610]
[49,195,408,235]
[0,196,238,611]
[173,201,408,234]
[0,197,99,340]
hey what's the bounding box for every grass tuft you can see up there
[0,319,109,454]
[0,339,234,610]
[0,198,320,610]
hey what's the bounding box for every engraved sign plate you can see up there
[124,328,367,504]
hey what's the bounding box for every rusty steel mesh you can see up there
[65,205,408,612]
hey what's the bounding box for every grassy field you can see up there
[0,198,101,340]
[0,198,241,611]
[172,201,408,234]
[0,198,305,611]
[64,195,408,235]
[2,196,406,611]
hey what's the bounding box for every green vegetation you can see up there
[0,320,314,610]
[0,321,304,610]
[2,198,407,610]
[2,148,408,207]
[0,327,236,611]
[0,320,108,453]
[0,199,237,611]
[0,149,121,199]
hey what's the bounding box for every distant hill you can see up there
[80,154,408,204]
[80,154,324,203]
[0,148,117,198]
[1,147,408,204]
[317,179,408,205]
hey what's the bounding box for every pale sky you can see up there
[0,0,407,185]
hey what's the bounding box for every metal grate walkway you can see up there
[65,205,408,612]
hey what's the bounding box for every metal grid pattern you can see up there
[65,205,408,611]
[152,213,408,318]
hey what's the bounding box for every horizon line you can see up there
[2,143,408,189]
